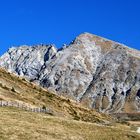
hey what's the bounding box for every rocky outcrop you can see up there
[0,44,57,80]
[0,33,140,113]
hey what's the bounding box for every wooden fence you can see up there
[0,100,53,115]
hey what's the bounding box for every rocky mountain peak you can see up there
[73,33,121,55]
[73,32,96,43]
[0,33,140,113]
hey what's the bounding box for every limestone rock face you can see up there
[0,45,57,80]
[39,33,101,100]
[0,33,140,113]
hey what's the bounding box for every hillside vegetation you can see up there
[0,68,111,123]
[0,68,140,140]
[0,107,140,140]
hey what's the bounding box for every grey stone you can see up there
[0,33,140,113]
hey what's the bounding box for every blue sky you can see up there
[0,0,140,56]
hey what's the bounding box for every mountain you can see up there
[0,33,140,113]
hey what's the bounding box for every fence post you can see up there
[6,101,8,106]
[0,100,52,115]
[0,100,2,106]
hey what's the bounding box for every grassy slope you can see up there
[0,68,111,123]
[0,107,140,140]
[0,68,140,139]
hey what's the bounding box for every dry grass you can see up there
[0,68,111,123]
[1,68,140,139]
[128,121,140,125]
[0,107,140,140]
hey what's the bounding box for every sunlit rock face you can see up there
[0,45,57,80]
[39,33,102,100]
[0,33,140,113]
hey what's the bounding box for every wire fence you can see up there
[0,100,53,115]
